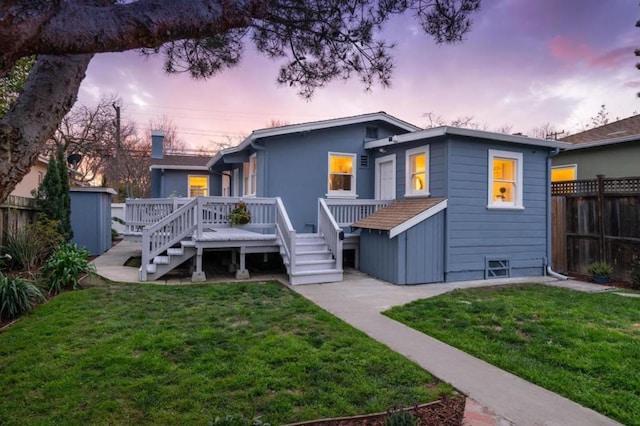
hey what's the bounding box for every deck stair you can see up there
[143,239,197,279]
[282,233,343,285]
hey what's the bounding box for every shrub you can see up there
[2,218,65,272]
[630,255,640,290]
[2,225,45,271]
[384,408,416,426]
[0,272,44,322]
[228,202,251,225]
[587,262,613,276]
[209,415,269,426]
[42,243,95,295]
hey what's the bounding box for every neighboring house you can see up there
[149,130,220,198]
[10,155,48,198]
[133,112,569,285]
[551,114,640,181]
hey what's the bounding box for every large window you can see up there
[328,152,357,197]
[243,153,257,196]
[551,165,577,182]
[188,175,209,197]
[488,150,523,209]
[405,146,429,197]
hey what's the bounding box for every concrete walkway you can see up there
[93,241,621,426]
[293,270,620,426]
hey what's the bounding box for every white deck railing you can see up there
[318,199,343,269]
[125,197,191,234]
[275,197,296,275]
[196,197,277,237]
[324,199,393,227]
[140,198,198,281]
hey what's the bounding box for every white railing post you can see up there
[197,197,204,238]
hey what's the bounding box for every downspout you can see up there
[546,148,568,280]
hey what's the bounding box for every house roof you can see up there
[353,198,447,238]
[364,126,571,150]
[149,155,211,171]
[560,114,640,150]
[208,112,421,168]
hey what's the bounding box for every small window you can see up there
[188,175,209,197]
[488,149,523,210]
[405,146,429,197]
[243,154,257,196]
[551,165,577,182]
[328,152,357,197]
[365,126,379,139]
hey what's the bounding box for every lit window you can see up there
[488,150,523,209]
[551,165,576,182]
[243,153,257,196]
[188,175,209,197]
[328,152,357,197]
[405,146,429,197]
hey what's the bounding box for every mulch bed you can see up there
[286,396,466,426]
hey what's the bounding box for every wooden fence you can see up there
[0,195,38,246]
[551,175,640,281]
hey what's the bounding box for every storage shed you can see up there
[70,187,117,255]
[354,198,447,285]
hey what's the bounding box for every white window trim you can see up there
[404,145,430,197]
[551,164,577,181]
[188,174,209,198]
[221,173,231,197]
[487,149,524,210]
[232,168,240,197]
[375,154,396,200]
[242,154,258,197]
[327,152,357,198]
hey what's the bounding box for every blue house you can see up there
[128,113,569,285]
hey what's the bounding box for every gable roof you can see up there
[208,112,421,168]
[150,155,210,171]
[560,114,640,150]
[353,198,447,238]
[365,126,570,150]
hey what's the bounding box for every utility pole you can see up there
[112,103,125,198]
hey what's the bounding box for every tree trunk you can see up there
[0,54,92,202]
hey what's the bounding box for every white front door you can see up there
[375,154,396,200]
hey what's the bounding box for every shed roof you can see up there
[353,198,447,238]
[149,155,210,170]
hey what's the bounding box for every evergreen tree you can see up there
[35,149,72,241]
[57,147,73,240]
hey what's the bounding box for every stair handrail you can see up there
[140,197,199,281]
[275,197,296,275]
[318,198,343,271]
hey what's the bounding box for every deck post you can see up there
[235,246,250,279]
[192,247,206,282]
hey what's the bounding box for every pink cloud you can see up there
[623,80,640,88]
[549,35,596,62]
[589,47,635,68]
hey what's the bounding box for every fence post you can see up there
[596,174,606,262]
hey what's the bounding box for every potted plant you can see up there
[587,261,613,284]
[228,202,251,225]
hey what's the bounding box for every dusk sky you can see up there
[77,0,640,149]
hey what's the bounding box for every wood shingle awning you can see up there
[353,198,447,238]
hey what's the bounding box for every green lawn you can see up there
[0,282,451,425]
[384,284,640,426]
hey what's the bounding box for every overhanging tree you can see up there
[0,0,481,202]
